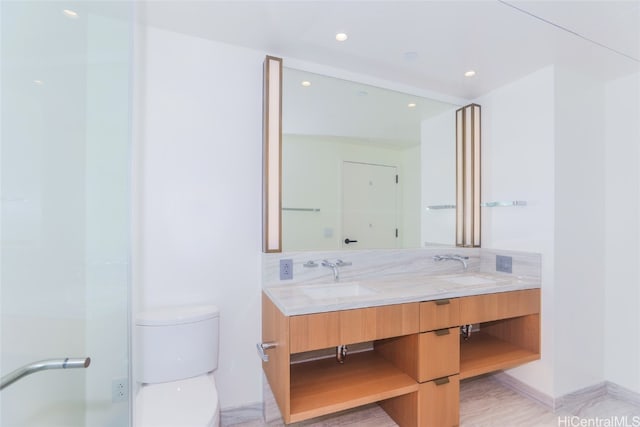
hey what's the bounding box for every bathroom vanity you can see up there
[261,274,540,426]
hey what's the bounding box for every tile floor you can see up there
[230,376,640,427]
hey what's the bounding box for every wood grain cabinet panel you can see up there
[418,328,460,382]
[290,303,419,353]
[261,294,291,422]
[420,299,460,332]
[419,375,460,427]
[290,311,340,354]
[341,303,419,344]
[459,289,540,324]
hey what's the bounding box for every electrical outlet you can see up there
[496,255,513,273]
[280,259,293,280]
[112,377,128,403]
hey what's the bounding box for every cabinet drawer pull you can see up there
[434,328,450,336]
[434,377,450,386]
[435,299,451,306]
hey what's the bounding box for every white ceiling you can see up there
[141,0,640,100]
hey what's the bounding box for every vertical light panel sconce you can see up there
[263,56,283,253]
[456,103,481,247]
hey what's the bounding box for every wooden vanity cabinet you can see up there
[263,294,420,424]
[262,288,541,427]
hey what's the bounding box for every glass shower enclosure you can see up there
[1,2,132,426]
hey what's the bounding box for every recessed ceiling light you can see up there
[404,51,419,62]
[301,81,311,87]
[335,33,348,42]
[63,9,79,19]
[408,103,417,108]
[464,70,476,77]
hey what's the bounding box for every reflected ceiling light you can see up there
[33,80,44,86]
[301,81,311,87]
[356,90,368,97]
[408,103,417,108]
[335,33,348,42]
[62,9,79,19]
[464,70,476,77]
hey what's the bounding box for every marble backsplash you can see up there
[262,247,540,287]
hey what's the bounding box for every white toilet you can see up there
[136,305,221,427]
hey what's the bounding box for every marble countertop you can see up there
[264,272,541,316]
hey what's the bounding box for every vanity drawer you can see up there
[459,289,540,324]
[419,375,460,427]
[290,303,419,353]
[420,298,460,331]
[418,327,460,382]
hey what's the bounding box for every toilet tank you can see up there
[137,304,219,384]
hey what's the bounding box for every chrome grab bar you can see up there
[256,342,276,362]
[1,357,91,391]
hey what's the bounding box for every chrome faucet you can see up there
[321,259,352,282]
[433,254,469,270]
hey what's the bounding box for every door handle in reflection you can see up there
[344,238,358,244]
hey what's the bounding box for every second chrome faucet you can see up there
[432,254,469,271]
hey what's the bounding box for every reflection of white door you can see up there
[342,161,398,249]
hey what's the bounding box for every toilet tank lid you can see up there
[136,304,219,326]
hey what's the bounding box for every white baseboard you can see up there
[492,372,640,412]
[607,381,640,407]
[490,372,556,409]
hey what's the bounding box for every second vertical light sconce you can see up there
[456,103,481,247]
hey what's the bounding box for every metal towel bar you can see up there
[1,357,91,391]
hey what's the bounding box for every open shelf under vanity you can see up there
[290,351,418,422]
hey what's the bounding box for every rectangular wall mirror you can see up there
[279,66,461,251]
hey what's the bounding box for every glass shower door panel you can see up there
[1,2,131,426]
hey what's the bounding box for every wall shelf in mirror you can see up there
[426,201,527,210]
[482,200,527,208]
[283,207,321,212]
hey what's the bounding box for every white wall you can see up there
[477,64,638,399]
[604,72,640,394]
[475,66,556,397]
[137,27,264,409]
[553,67,606,396]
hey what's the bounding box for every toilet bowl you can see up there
[136,305,220,427]
[136,373,219,427]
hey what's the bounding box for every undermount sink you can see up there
[301,282,375,299]
[442,275,496,286]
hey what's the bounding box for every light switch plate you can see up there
[496,255,513,273]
